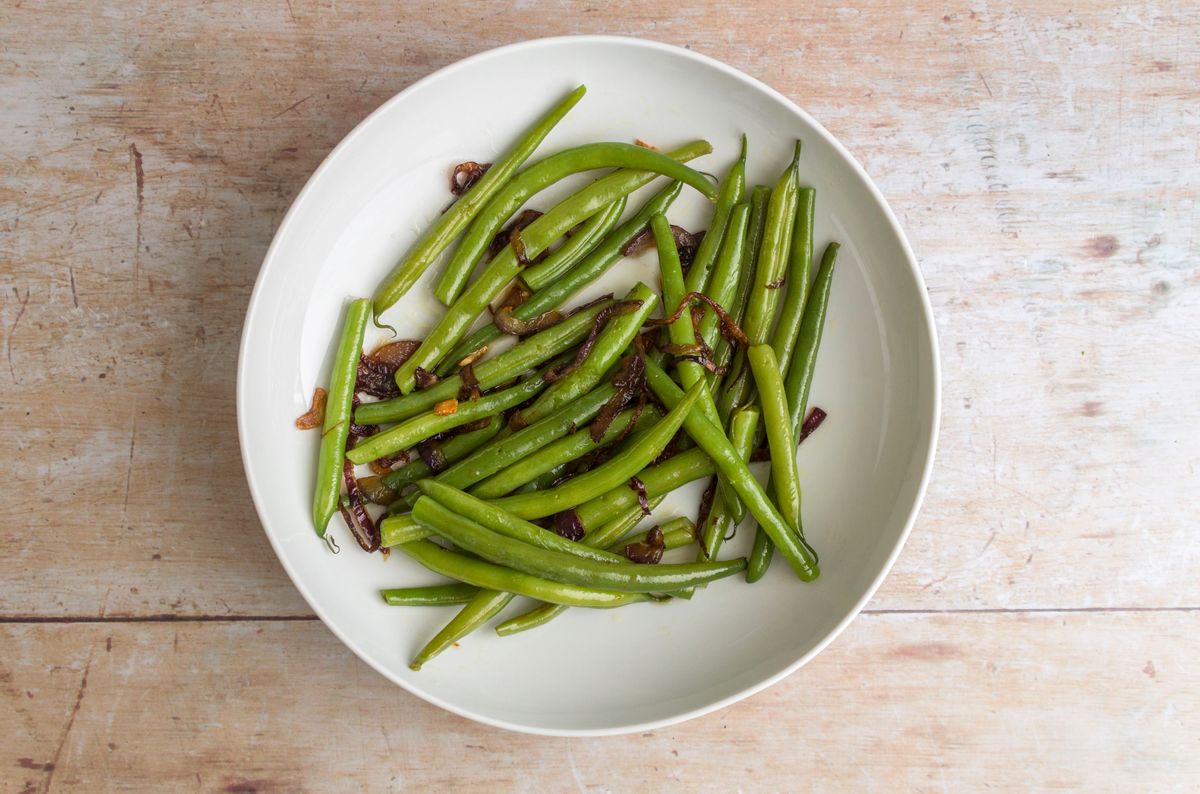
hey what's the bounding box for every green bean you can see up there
[583,494,666,548]
[415,482,626,563]
[393,145,714,393]
[443,179,688,370]
[516,196,626,291]
[433,385,617,492]
[380,512,429,547]
[610,516,697,552]
[684,134,747,295]
[575,447,715,530]
[515,282,658,425]
[410,499,745,592]
[711,185,770,396]
[399,539,648,607]
[496,514,694,637]
[373,85,585,317]
[746,241,838,581]
[380,584,479,606]
[769,187,815,372]
[347,371,547,465]
[358,299,614,425]
[434,142,715,304]
[642,359,818,581]
[747,346,801,530]
[469,406,659,498]
[720,143,803,417]
[312,298,370,536]
[515,464,566,493]
[699,406,759,560]
[697,202,750,354]
[379,416,503,492]
[785,241,839,429]
[410,590,515,670]
[488,382,703,519]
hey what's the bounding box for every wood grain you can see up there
[1,0,1198,787]
[3,612,1195,792]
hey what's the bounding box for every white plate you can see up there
[238,36,939,736]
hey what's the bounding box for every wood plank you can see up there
[1,0,1197,620]
[2,611,1195,791]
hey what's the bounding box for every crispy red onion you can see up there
[552,510,585,542]
[413,367,440,390]
[590,352,646,442]
[494,305,563,337]
[543,300,643,383]
[340,458,380,552]
[355,355,401,399]
[649,292,749,347]
[799,407,828,442]
[620,224,702,262]
[368,340,421,369]
[624,526,664,564]
[487,209,542,260]
[628,476,651,516]
[416,439,448,473]
[457,363,481,402]
[450,161,490,196]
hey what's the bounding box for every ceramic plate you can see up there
[238,35,940,736]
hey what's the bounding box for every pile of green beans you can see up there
[302,92,843,668]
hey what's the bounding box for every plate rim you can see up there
[237,33,942,737]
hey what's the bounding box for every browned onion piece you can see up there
[552,510,585,542]
[651,430,685,466]
[340,457,380,552]
[648,292,750,347]
[451,417,492,435]
[628,476,651,516]
[357,475,397,506]
[368,340,421,369]
[624,526,664,564]
[494,281,531,314]
[487,209,542,260]
[677,354,726,375]
[799,407,828,442]
[544,300,643,383]
[494,305,563,337]
[295,387,327,429]
[416,439,448,473]
[355,355,401,399]
[450,160,491,196]
[457,363,481,402]
[413,367,440,390]
[619,224,703,265]
[589,352,646,442]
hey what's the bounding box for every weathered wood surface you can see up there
[5,613,1197,792]
[1,0,1197,788]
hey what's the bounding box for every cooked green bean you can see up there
[720,143,803,417]
[699,406,759,560]
[469,406,658,498]
[697,202,750,355]
[410,590,516,670]
[415,481,628,564]
[642,359,818,581]
[398,539,649,607]
[434,142,714,304]
[357,299,614,425]
[583,494,667,548]
[515,282,657,425]
[312,298,370,536]
[575,447,715,530]
[433,385,616,492]
[515,196,626,290]
[711,185,770,396]
[684,134,747,295]
[442,178,689,370]
[379,416,503,492]
[488,382,702,519]
[347,371,547,464]
[380,512,430,548]
[747,241,838,581]
[747,345,801,530]
[393,146,714,392]
[769,187,815,372]
[380,584,479,606]
[496,515,696,637]
[373,85,585,317]
[410,498,745,592]
[514,463,567,493]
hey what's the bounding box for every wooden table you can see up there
[3,2,1197,790]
